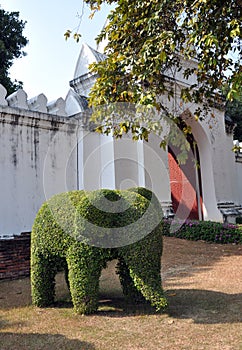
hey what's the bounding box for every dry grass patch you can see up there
[0,237,242,350]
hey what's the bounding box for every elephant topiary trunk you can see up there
[31,188,167,314]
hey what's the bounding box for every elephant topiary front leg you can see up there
[31,252,58,307]
[66,243,103,315]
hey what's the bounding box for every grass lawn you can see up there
[0,237,242,350]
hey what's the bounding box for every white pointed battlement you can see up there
[27,93,48,113]
[7,89,28,109]
[47,98,67,116]
[0,84,8,106]
[0,84,69,117]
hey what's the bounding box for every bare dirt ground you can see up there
[0,237,242,350]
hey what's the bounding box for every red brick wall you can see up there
[0,232,30,280]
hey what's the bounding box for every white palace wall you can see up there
[0,86,78,238]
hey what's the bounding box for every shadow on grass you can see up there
[166,289,242,324]
[1,283,242,325]
[97,296,158,316]
[96,289,242,323]
[0,332,95,350]
[54,296,158,317]
[54,288,242,324]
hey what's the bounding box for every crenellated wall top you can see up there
[0,84,68,117]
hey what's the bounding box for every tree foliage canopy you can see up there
[0,7,28,94]
[82,0,242,141]
[225,88,242,141]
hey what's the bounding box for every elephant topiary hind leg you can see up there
[116,257,147,304]
[121,231,167,312]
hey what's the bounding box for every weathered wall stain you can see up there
[0,107,77,239]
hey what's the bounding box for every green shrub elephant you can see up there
[31,188,167,314]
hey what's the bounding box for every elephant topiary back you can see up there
[31,188,167,314]
[75,188,163,248]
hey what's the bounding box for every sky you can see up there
[0,0,111,101]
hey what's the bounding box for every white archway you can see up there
[181,109,223,221]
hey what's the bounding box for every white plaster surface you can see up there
[0,107,77,237]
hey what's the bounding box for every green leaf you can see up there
[160,50,167,62]
[64,29,72,40]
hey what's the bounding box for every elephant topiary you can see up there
[31,188,167,314]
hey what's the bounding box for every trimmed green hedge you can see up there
[31,188,167,314]
[236,217,242,225]
[163,219,242,244]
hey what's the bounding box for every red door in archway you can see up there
[168,142,203,220]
